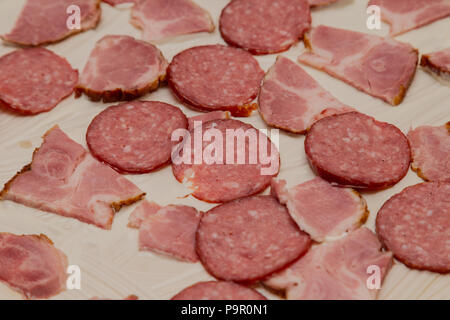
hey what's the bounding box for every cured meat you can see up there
[91,295,139,300]
[309,0,339,6]
[0,126,144,229]
[259,56,354,134]
[188,111,230,130]
[298,25,418,105]
[167,45,264,117]
[408,123,450,182]
[1,0,101,46]
[0,233,68,299]
[196,195,311,282]
[271,178,368,242]
[130,0,214,42]
[219,0,311,55]
[264,228,393,300]
[103,0,135,6]
[369,0,450,36]
[172,281,267,300]
[421,47,450,81]
[0,48,78,115]
[376,182,450,273]
[128,201,200,262]
[87,101,188,174]
[172,119,280,203]
[304,112,411,190]
[76,35,167,103]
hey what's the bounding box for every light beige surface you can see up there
[0,0,449,300]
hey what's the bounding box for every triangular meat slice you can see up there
[0,126,145,229]
[298,25,418,105]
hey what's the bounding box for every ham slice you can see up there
[298,25,418,105]
[309,0,338,6]
[0,126,145,229]
[188,111,231,130]
[1,0,101,46]
[259,56,354,134]
[102,0,135,6]
[0,233,68,299]
[130,0,214,42]
[271,178,368,242]
[407,123,450,182]
[264,228,393,300]
[128,201,200,262]
[421,47,450,81]
[369,0,450,36]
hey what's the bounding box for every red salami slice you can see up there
[305,112,411,190]
[196,195,311,283]
[376,182,450,273]
[0,48,78,115]
[172,119,280,203]
[167,45,264,117]
[87,101,187,174]
[219,0,311,55]
[172,281,267,300]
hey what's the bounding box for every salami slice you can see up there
[172,119,280,203]
[167,45,264,117]
[196,195,311,283]
[0,48,78,115]
[305,112,411,190]
[76,35,168,103]
[188,111,230,130]
[219,0,311,55]
[172,281,267,300]
[87,101,187,174]
[376,182,450,273]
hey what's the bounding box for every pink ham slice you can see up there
[0,233,68,299]
[259,56,354,134]
[408,123,450,182]
[130,0,214,42]
[1,0,101,46]
[0,126,145,229]
[76,35,168,103]
[298,25,418,105]
[271,178,368,242]
[188,111,231,130]
[369,0,450,36]
[0,48,78,115]
[128,201,200,262]
[309,0,339,6]
[172,281,267,300]
[421,47,450,81]
[264,228,393,300]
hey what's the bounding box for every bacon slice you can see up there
[421,47,450,81]
[407,123,450,182]
[298,25,418,105]
[264,228,393,300]
[0,126,145,229]
[130,0,214,42]
[0,233,68,299]
[1,0,101,46]
[369,0,450,36]
[128,201,200,262]
[259,56,354,134]
[271,178,368,242]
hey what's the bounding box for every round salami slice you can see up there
[171,281,267,300]
[87,101,188,174]
[376,182,450,273]
[0,48,78,115]
[171,119,280,203]
[196,195,311,282]
[304,111,411,190]
[167,45,264,117]
[219,0,311,55]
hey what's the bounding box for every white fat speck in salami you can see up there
[76,35,168,103]
[87,101,187,174]
[0,48,78,115]
[376,182,450,273]
[196,195,311,282]
[305,112,411,190]
[171,281,267,300]
[167,45,264,117]
[219,0,311,55]
[172,119,280,203]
